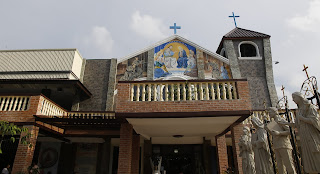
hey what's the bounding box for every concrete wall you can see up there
[79,59,111,111]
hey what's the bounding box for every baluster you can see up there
[182,83,186,101]
[159,84,163,101]
[188,83,192,100]
[165,84,169,101]
[199,83,203,100]
[232,82,237,99]
[216,83,221,100]
[211,83,215,100]
[177,83,180,101]
[7,97,14,111]
[205,83,209,100]
[0,97,5,111]
[148,84,152,101]
[17,97,23,111]
[222,82,226,99]
[227,82,232,99]
[170,83,174,101]
[142,84,146,101]
[153,84,157,101]
[13,97,19,111]
[130,84,134,101]
[136,84,140,101]
[194,83,198,100]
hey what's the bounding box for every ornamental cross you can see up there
[229,12,240,27]
[281,85,286,98]
[303,64,310,79]
[170,23,181,34]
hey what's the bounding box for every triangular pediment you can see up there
[118,35,229,64]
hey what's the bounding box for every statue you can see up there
[251,117,274,174]
[280,92,320,173]
[238,126,256,174]
[150,156,162,174]
[266,107,296,174]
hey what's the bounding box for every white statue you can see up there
[280,92,320,173]
[266,107,296,174]
[238,126,256,174]
[251,117,274,174]
[150,156,162,174]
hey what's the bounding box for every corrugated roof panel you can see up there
[0,49,76,72]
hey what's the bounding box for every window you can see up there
[238,41,261,60]
[220,48,226,57]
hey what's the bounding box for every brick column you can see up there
[117,123,133,174]
[131,135,140,174]
[216,134,228,174]
[12,125,39,174]
[231,123,244,174]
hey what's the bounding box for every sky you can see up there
[0,0,319,108]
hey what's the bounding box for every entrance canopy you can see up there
[127,115,243,144]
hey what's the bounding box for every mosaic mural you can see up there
[204,53,231,79]
[117,52,148,81]
[154,40,197,79]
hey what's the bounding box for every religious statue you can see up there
[280,92,320,173]
[251,117,274,174]
[150,156,162,174]
[238,126,256,174]
[120,57,143,81]
[266,107,296,174]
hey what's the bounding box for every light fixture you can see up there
[174,149,179,153]
[173,135,184,138]
[273,61,279,64]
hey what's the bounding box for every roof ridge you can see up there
[235,27,270,37]
[0,48,77,52]
[223,27,270,38]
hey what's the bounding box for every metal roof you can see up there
[223,27,270,39]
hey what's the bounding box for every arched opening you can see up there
[238,41,260,57]
[220,48,226,57]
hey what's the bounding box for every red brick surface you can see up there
[115,81,252,113]
[118,123,133,174]
[12,125,39,174]
[131,135,140,174]
[216,134,228,174]
[231,123,244,174]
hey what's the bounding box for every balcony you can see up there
[116,79,252,116]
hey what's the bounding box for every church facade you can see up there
[0,27,277,174]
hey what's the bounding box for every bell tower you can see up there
[217,27,278,109]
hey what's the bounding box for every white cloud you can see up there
[130,11,167,40]
[287,0,320,32]
[83,26,114,55]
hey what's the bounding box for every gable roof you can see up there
[223,27,270,39]
[118,35,229,64]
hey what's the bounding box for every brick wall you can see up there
[231,124,244,174]
[131,135,140,174]
[116,81,252,113]
[118,123,133,174]
[12,125,39,174]
[216,135,228,174]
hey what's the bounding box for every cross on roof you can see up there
[170,23,181,35]
[303,64,310,79]
[281,85,286,97]
[229,12,240,27]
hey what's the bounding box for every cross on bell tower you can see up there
[170,23,181,34]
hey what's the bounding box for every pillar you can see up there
[131,135,140,174]
[216,134,228,174]
[143,139,152,174]
[231,123,244,174]
[12,125,39,173]
[117,123,133,174]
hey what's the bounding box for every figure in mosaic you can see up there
[251,117,274,174]
[120,57,143,81]
[177,46,188,68]
[280,92,320,173]
[163,45,177,68]
[238,126,256,174]
[266,107,296,174]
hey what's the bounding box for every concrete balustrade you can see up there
[129,80,239,102]
[0,96,30,111]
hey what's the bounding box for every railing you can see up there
[0,96,30,111]
[67,112,116,119]
[130,80,238,102]
[242,109,320,125]
[40,98,66,118]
